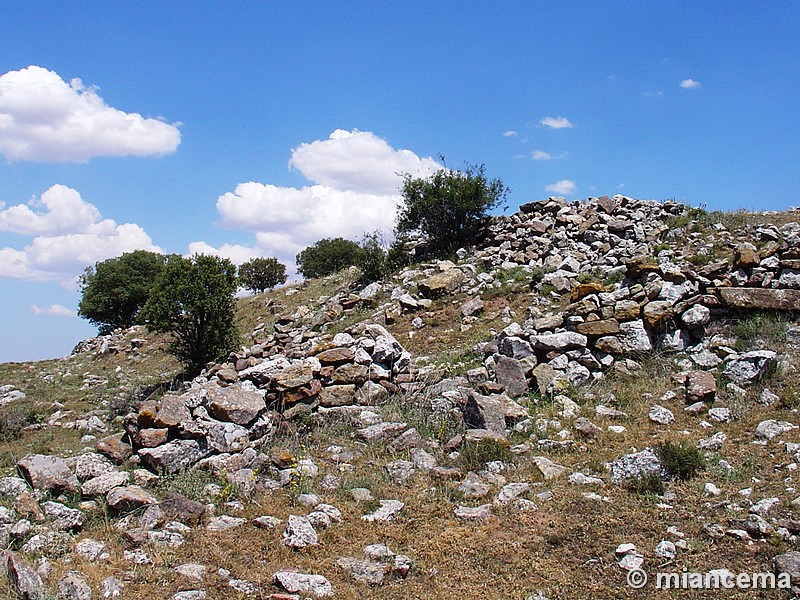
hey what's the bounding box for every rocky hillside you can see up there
[2,195,800,599]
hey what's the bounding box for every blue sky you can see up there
[0,1,798,362]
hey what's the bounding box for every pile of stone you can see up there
[473,195,686,284]
[71,325,147,357]
[113,323,413,475]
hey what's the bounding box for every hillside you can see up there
[2,195,800,599]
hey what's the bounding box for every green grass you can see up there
[457,439,513,472]
[656,440,704,481]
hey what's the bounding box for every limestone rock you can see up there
[273,571,334,597]
[648,405,674,425]
[419,269,465,298]
[5,551,45,600]
[206,385,265,426]
[533,456,567,480]
[106,485,158,514]
[724,351,777,385]
[493,355,528,398]
[609,448,663,485]
[56,571,92,600]
[462,393,506,432]
[361,499,404,522]
[282,515,318,549]
[138,439,207,474]
[17,455,80,496]
[617,320,652,353]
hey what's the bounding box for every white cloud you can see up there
[30,304,74,317]
[0,65,181,162]
[289,129,440,195]
[532,150,553,161]
[679,78,701,89]
[539,116,574,129]
[502,130,517,137]
[205,129,444,275]
[187,241,264,266]
[545,179,577,195]
[0,186,162,287]
[0,184,102,235]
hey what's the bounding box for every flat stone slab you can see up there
[718,287,800,310]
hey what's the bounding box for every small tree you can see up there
[358,232,389,283]
[238,257,287,294]
[142,254,239,371]
[78,250,167,334]
[396,162,509,257]
[296,237,362,279]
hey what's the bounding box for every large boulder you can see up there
[462,393,506,432]
[617,320,653,353]
[138,439,208,474]
[493,356,528,398]
[609,448,663,485]
[724,351,777,385]
[17,455,80,496]
[206,385,266,426]
[419,269,465,298]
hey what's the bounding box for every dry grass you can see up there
[3,234,800,598]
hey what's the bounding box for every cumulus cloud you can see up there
[0,184,102,235]
[30,304,74,317]
[202,130,442,274]
[532,150,553,161]
[0,65,181,162]
[539,116,574,129]
[679,78,701,89]
[289,129,440,196]
[545,179,577,195]
[502,130,517,137]
[0,185,161,287]
[187,241,264,266]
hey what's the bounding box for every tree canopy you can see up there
[396,163,508,257]
[296,237,362,279]
[142,254,239,371]
[77,250,167,334]
[238,257,287,294]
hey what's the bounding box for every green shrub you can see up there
[624,472,666,496]
[238,257,287,294]
[458,438,513,471]
[396,161,509,257]
[730,311,788,348]
[656,440,704,481]
[0,404,44,441]
[78,250,167,334]
[296,237,362,279]
[142,254,240,371]
[155,469,218,502]
[358,232,389,283]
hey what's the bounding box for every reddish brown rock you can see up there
[315,347,355,366]
[332,363,368,385]
[575,318,620,337]
[718,287,800,311]
[642,300,676,329]
[570,282,605,302]
[685,370,717,403]
[137,428,169,448]
[96,433,133,464]
[207,385,266,425]
[734,242,759,268]
[282,379,322,404]
[153,395,192,429]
